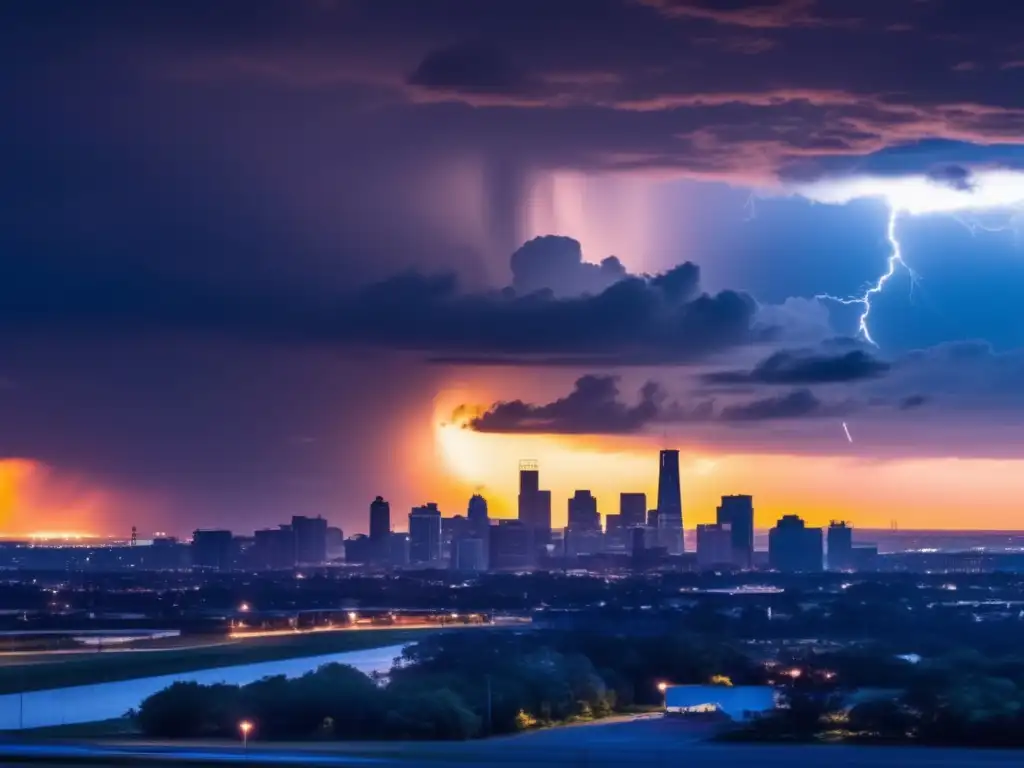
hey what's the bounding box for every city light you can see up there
[239,602,250,612]
[239,720,253,749]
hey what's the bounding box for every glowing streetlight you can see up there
[657,681,668,709]
[347,611,358,623]
[239,602,250,612]
[239,720,253,750]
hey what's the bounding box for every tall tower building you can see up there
[369,496,391,564]
[656,449,684,554]
[467,494,490,536]
[717,495,754,569]
[409,503,443,565]
[517,460,551,554]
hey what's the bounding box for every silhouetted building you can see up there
[696,523,733,570]
[191,529,233,571]
[292,515,327,565]
[146,537,189,570]
[620,493,647,528]
[851,544,879,571]
[647,509,659,527]
[490,520,533,571]
[369,496,391,565]
[604,514,624,551]
[325,526,345,561]
[656,449,684,554]
[409,503,443,565]
[442,514,470,565]
[631,526,647,559]
[717,495,754,569]
[454,537,486,572]
[389,532,410,568]
[828,521,854,571]
[768,515,823,572]
[344,534,372,564]
[565,529,605,558]
[253,525,296,570]
[567,490,600,532]
[467,494,489,536]
[517,460,552,561]
[466,493,491,569]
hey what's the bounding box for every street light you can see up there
[239,720,253,751]
[657,681,668,709]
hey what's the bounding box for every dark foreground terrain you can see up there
[2,716,1022,767]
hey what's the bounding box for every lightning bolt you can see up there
[816,206,917,346]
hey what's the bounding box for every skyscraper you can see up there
[768,515,823,572]
[467,494,489,537]
[567,490,600,532]
[827,521,854,571]
[408,503,443,565]
[656,449,684,554]
[619,493,646,529]
[717,495,754,569]
[369,496,391,564]
[517,460,551,556]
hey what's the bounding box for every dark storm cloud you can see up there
[718,388,844,421]
[343,261,760,363]
[0,231,760,364]
[464,376,850,435]
[9,0,1024,187]
[468,375,681,434]
[928,164,976,192]
[778,140,1024,185]
[703,348,890,386]
[898,394,928,410]
[510,236,628,297]
[408,43,537,95]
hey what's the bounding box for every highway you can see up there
[2,717,1023,767]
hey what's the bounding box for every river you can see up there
[0,643,405,730]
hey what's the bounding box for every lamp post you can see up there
[239,720,253,753]
[657,681,668,709]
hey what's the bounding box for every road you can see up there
[1,717,1022,767]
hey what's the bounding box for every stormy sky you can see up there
[3,0,1024,535]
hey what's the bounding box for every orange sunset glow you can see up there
[0,458,133,539]
[425,387,1024,532]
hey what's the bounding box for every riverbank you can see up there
[0,642,409,730]
[0,627,429,694]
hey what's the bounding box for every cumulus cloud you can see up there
[347,258,761,364]
[703,348,890,386]
[510,236,628,297]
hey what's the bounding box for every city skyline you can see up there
[5,3,1024,537]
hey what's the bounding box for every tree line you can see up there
[135,629,763,740]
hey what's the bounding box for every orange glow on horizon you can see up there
[429,393,1024,531]
[0,458,151,539]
